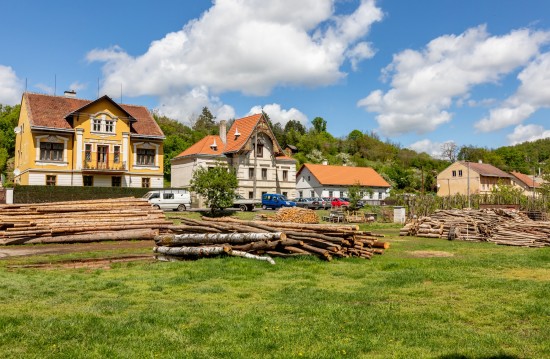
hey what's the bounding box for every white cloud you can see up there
[358,25,550,136]
[248,103,308,127]
[475,52,550,132]
[34,83,54,95]
[0,65,23,105]
[507,124,550,145]
[69,81,87,92]
[408,139,450,158]
[87,0,382,122]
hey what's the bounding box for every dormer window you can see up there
[234,127,240,137]
[210,139,218,150]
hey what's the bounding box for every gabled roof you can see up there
[511,171,541,188]
[460,161,512,178]
[22,92,164,137]
[176,135,224,157]
[298,163,390,187]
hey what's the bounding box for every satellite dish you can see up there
[14,126,21,134]
[13,168,20,176]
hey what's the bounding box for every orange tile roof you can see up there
[23,92,163,137]
[224,114,262,153]
[460,161,511,178]
[299,163,390,187]
[511,171,541,188]
[176,135,224,157]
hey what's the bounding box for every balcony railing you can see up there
[82,160,127,173]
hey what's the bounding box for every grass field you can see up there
[0,217,549,358]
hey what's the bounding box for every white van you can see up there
[142,189,191,211]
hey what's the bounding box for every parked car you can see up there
[231,194,260,211]
[295,197,322,209]
[313,197,330,209]
[262,193,296,210]
[331,197,350,208]
[341,197,365,209]
[143,189,191,211]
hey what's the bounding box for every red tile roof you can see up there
[460,161,512,178]
[23,92,163,137]
[176,135,224,157]
[299,163,390,187]
[511,171,541,188]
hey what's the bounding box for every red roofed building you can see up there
[171,113,297,204]
[436,161,513,196]
[296,163,391,202]
[13,92,164,187]
[510,171,542,197]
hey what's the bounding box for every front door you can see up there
[97,145,108,168]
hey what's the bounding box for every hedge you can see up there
[13,185,159,204]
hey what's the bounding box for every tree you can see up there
[347,182,362,210]
[311,117,327,133]
[192,107,217,135]
[440,141,458,162]
[0,104,20,175]
[190,162,238,214]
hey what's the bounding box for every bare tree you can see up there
[440,141,458,162]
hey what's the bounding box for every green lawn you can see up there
[0,221,549,358]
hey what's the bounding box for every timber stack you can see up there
[154,216,389,263]
[0,198,170,245]
[257,207,320,224]
[400,208,550,248]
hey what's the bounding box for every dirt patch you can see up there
[407,250,454,258]
[7,255,154,270]
[0,240,155,259]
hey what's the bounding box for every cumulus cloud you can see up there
[69,81,87,92]
[0,65,23,105]
[248,103,308,127]
[408,139,450,158]
[475,52,550,132]
[507,124,550,145]
[357,25,550,136]
[87,0,382,122]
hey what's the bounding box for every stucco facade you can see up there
[436,161,513,196]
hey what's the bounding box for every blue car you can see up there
[261,193,296,210]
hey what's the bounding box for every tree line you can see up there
[1,103,549,193]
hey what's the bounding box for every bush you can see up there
[13,185,155,203]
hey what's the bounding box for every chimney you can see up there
[64,90,76,98]
[219,120,227,144]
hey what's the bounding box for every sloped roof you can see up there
[176,135,224,157]
[511,171,541,188]
[23,92,163,137]
[460,161,512,178]
[298,163,390,187]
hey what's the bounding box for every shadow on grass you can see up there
[438,354,519,359]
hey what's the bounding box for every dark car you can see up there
[295,197,321,210]
[341,197,365,209]
[331,197,350,208]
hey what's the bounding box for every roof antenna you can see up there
[97,77,100,98]
[54,74,57,96]
[120,83,122,103]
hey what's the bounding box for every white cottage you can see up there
[171,113,297,207]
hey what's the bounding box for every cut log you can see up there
[155,232,286,246]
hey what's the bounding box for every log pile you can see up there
[154,216,389,263]
[0,198,170,245]
[400,208,550,247]
[263,207,320,224]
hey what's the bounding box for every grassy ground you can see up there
[0,215,549,358]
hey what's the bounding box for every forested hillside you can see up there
[2,103,549,192]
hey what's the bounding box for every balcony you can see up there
[82,160,127,174]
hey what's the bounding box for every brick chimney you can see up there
[219,120,227,144]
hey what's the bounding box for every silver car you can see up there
[295,197,322,210]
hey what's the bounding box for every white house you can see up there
[171,113,297,207]
[296,163,391,202]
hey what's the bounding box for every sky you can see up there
[2,0,550,157]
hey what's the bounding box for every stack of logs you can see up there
[0,198,171,245]
[400,208,550,247]
[269,207,319,224]
[154,216,389,263]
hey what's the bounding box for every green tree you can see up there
[347,182,362,210]
[190,162,238,214]
[0,104,20,175]
[311,117,327,133]
[192,107,218,135]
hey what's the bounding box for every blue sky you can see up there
[1,0,550,156]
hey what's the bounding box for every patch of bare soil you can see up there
[7,255,154,270]
[0,240,155,259]
[407,250,454,258]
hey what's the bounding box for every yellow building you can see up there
[13,92,165,187]
[436,161,513,196]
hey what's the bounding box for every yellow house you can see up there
[13,92,165,187]
[436,161,513,196]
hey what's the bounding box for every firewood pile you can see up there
[258,207,320,224]
[400,208,550,248]
[154,216,389,263]
[0,198,171,245]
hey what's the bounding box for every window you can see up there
[310,190,315,197]
[452,170,457,177]
[248,191,253,199]
[299,191,303,198]
[283,170,288,181]
[46,175,56,186]
[329,191,333,197]
[83,175,93,187]
[142,177,151,188]
[97,145,108,164]
[307,175,311,181]
[112,176,122,187]
[163,193,173,199]
[113,146,120,163]
[256,144,264,158]
[92,118,102,132]
[249,168,255,179]
[137,149,155,165]
[105,120,114,133]
[85,144,92,162]
[92,116,115,133]
[458,170,463,177]
[40,142,63,161]
[283,192,288,197]
[261,168,267,180]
